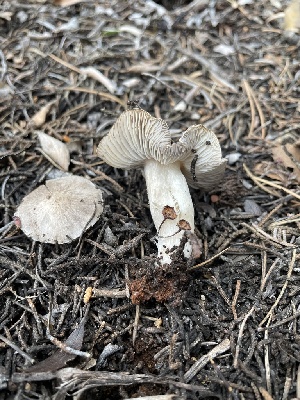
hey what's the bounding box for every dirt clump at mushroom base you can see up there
[1,0,300,399]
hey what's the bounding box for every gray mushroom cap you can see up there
[97,109,171,169]
[177,124,227,190]
[97,109,226,191]
[15,175,103,243]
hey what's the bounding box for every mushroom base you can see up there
[144,159,195,264]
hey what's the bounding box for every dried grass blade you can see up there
[49,53,82,74]
[242,79,266,139]
[63,87,126,108]
[71,159,124,192]
[179,48,238,93]
[29,48,122,103]
[249,89,266,140]
[242,79,256,138]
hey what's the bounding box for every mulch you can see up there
[0,0,300,399]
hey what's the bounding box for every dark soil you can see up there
[0,0,300,399]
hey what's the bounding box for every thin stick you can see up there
[261,251,267,291]
[124,264,130,299]
[188,247,230,271]
[184,338,230,382]
[260,258,280,292]
[63,86,126,107]
[0,334,35,364]
[258,204,283,227]
[297,365,300,399]
[85,239,114,256]
[28,47,126,107]
[282,367,292,400]
[116,199,135,218]
[250,223,295,248]
[71,159,123,192]
[142,72,187,103]
[258,310,300,331]
[243,164,281,197]
[92,288,127,298]
[49,53,82,74]
[264,322,272,395]
[233,306,255,368]
[211,276,230,306]
[241,222,295,249]
[268,213,300,228]
[258,386,274,400]
[46,331,90,359]
[232,280,241,320]
[259,249,297,327]
[132,304,140,346]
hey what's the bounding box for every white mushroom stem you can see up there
[144,159,195,264]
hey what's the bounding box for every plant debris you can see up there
[37,131,70,171]
[0,0,300,399]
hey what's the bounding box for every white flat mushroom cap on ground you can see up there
[97,109,226,264]
[15,175,103,243]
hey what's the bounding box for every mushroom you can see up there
[97,109,226,264]
[14,175,103,243]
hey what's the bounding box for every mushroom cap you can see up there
[97,109,173,169]
[15,175,103,244]
[178,124,227,190]
[97,109,226,191]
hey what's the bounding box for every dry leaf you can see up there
[30,100,56,127]
[271,144,300,182]
[80,67,117,94]
[213,44,235,56]
[253,161,287,182]
[24,313,88,373]
[0,12,13,20]
[253,161,297,196]
[244,199,262,216]
[286,140,300,162]
[284,0,300,32]
[38,132,70,171]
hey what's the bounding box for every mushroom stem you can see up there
[144,159,194,264]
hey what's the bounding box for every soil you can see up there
[0,0,300,399]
